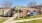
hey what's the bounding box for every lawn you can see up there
[17,19,42,23]
[0,18,8,23]
[14,14,42,20]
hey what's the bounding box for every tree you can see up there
[15,5,22,10]
[15,5,22,18]
[4,0,12,8]
[28,2,37,7]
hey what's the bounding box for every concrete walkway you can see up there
[3,17,16,23]
[13,17,42,22]
[3,17,42,23]
[3,13,18,23]
[0,17,2,18]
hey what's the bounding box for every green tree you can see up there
[15,5,22,10]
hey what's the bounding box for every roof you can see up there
[30,5,42,8]
[20,7,37,10]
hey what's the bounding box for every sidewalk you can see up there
[3,13,18,23]
[3,17,15,23]
[13,17,42,22]
[0,17,2,18]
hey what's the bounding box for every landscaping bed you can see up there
[14,14,42,20]
[0,18,8,23]
[17,19,42,23]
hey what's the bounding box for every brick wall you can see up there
[19,9,27,17]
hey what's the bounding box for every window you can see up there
[19,10,23,13]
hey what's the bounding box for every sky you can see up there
[0,0,42,7]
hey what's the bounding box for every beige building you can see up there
[16,5,42,17]
[0,8,15,17]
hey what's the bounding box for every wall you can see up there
[19,8,37,17]
[19,9,28,17]
[3,8,11,17]
[0,9,3,16]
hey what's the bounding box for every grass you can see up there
[0,18,8,23]
[14,14,42,20]
[17,19,42,23]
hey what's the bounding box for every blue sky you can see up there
[0,0,42,7]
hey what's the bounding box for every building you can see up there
[15,5,42,17]
[0,8,15,17]
[18,7,37,17]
